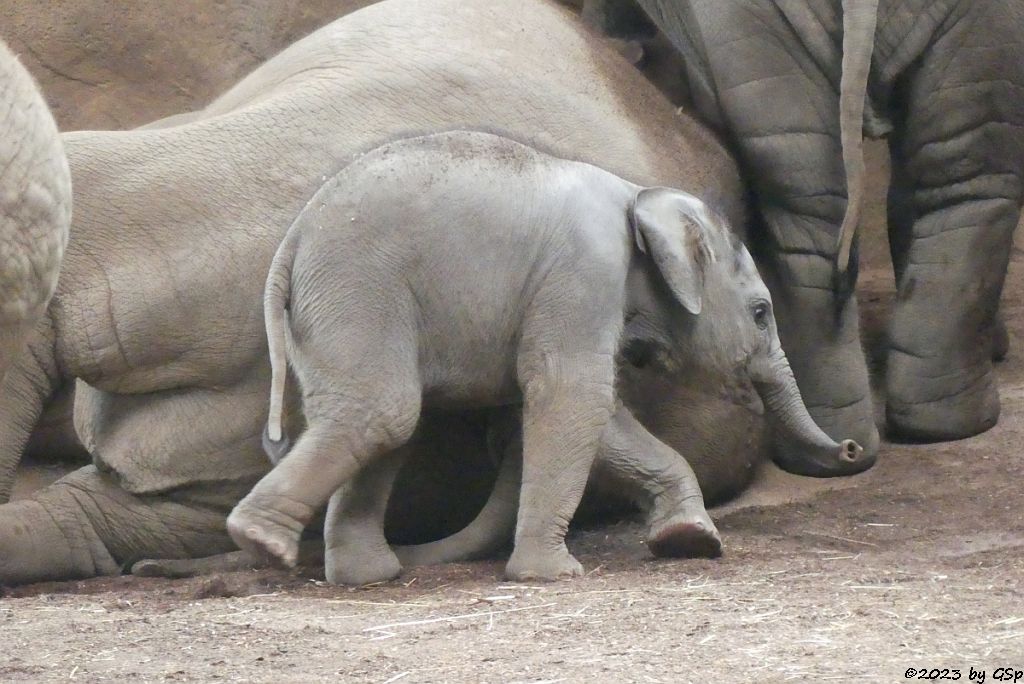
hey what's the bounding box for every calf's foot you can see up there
[325,544,401,586]
[226,496,312,568]
[505,543,583,581]
[646,506,722,559]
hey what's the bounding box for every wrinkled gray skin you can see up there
[0,39,71,499]
[0,0,776,586]
[238,131,863,584]
[587,0,1024,448]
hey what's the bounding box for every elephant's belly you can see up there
[419,350,521,410]
[420,386,520,412]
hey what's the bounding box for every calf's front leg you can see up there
[505,351,615,581]
[596,402,722,559]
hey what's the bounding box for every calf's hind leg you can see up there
[323,447,406,585]
[227,338,421,568]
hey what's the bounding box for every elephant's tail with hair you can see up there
[835,0,880,274]
[264,229,300,444]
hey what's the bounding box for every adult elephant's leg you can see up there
[661,0,878,457]
[884,6,1024,440]
[0,318,64,502]
[0,466,241,585]
[54,371,276,584]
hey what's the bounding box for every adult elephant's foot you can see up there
[886,352,999,442]
[0,494,119,585]
[646,507,722,559]
[226,496,312,568]
[504,543,583,581]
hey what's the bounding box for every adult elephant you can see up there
[0,0,821,587]
[587,0,1024,449]
[0,40,71,483]
[2,0,379,130]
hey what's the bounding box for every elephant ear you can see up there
[629,187,716,315]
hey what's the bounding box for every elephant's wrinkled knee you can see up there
[0,494,119,585]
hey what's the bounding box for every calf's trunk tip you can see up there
[753,351,874,477]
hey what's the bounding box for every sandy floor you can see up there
[2,144,1023,682]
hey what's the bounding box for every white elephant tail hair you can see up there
[264,229,299,444]
[836,0,880,274]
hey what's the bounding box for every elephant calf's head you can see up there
[624,188,873,478]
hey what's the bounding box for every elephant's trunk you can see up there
[750,347,874,477]
[835,0,881,273]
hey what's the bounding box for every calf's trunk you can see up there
[751,347,874,477]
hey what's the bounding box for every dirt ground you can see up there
[3,147,1023,682]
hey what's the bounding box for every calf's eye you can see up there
[752,302,770,330]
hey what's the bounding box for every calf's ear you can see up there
[629,187,715,315]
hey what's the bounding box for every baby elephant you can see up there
[228,130,864,583]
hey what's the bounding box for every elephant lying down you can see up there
[0,0,869,587]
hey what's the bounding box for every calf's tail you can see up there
[264,230,300,444]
